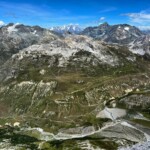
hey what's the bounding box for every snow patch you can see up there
[32,30,39,36]
[7,23,20,33]
[124,27,130,31]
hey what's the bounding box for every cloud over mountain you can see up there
[0,20,5,26]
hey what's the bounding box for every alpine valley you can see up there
[0,23,150,150]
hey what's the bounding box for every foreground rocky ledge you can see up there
[0,118,149,150]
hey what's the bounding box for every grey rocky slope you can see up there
[0,24,150,150]
[0,34,145,82]
[129,35,150,55]
[0,23,61,66]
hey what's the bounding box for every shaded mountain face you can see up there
[81,22,110,38]
[81,23,150,55]
[0,23,61,66]
[81,23,144,43]
[0,23,150,150]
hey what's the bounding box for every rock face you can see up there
[96,107,126,120]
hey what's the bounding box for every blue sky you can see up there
[0,0,150,29]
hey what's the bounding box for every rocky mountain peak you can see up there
[0,23,60,66]
[81,23,149,55]
[98,22,110,28]
[5,22,15,27]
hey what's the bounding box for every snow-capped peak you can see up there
[50,24,83,34]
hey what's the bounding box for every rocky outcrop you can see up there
[120,141,150,150]
[119,94,150,110]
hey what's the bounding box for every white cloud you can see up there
[90,17,106,26]
[0,20,5,26]
[99,17,105,21]
[99,7,117,13]
[124,10,150,24]
[138,26,150,30]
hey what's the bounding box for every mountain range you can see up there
[50,23,150,56]
[0,22,150,150]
